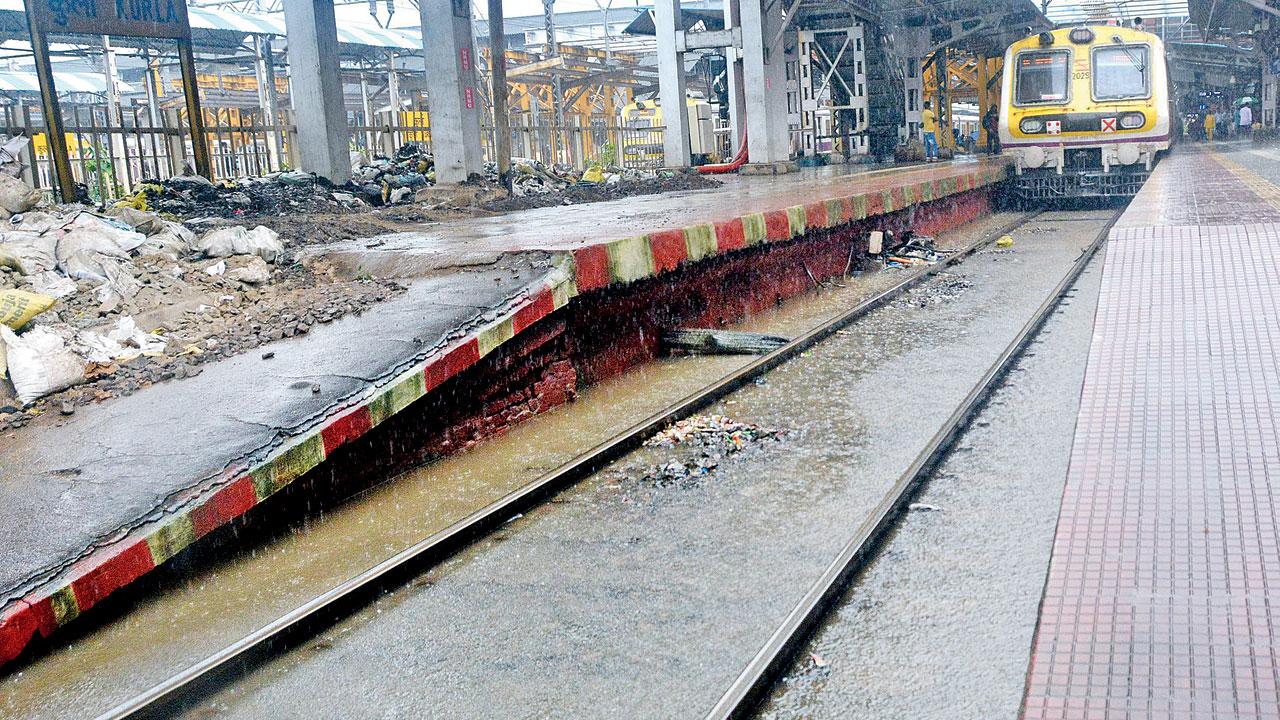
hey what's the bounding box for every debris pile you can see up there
[882,233,943,269]
[640,414,784,486]
[0,187,400,423]
[645,414,783,451]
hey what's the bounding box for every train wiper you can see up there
[1111,36,1147,78]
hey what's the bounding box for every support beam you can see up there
[739,0,792,168]
[282,0,351,183]
[422,0,484,182]
[654,0,691,167]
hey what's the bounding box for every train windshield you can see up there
[1015,51,1069,104]
[1093,46,1149,99]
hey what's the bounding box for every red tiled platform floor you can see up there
[1022,148,1280,719]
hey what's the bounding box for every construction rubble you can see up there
[0,184,400,425]
[0,145,717,427]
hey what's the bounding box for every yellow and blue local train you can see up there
[999,24,1174,199]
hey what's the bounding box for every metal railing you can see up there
[0,104,670,201]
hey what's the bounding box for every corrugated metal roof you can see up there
[0,69,135,93]
[0,0,423,51]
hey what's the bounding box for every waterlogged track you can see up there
[1,211,1021,720]
[0,209,1114,720]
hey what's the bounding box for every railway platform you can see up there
[0,157,1009,667]
[1022,142,1280,719]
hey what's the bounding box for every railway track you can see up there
[92,208,1117,720]
[705,210,1116,719]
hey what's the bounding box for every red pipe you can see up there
[697,132,748,174]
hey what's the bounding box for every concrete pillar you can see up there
[654,0,691,167]
[282,0,351,182]
[421,0,483,183]
[739,0,791,169]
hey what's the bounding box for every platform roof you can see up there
[0,0,421,53]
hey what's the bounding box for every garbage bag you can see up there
[195,225,283,262]
[8,211,61,234]
[107,206,167,235]
[56,227,133,283]
[0,325,84,404]
[0,174,41,214]
[137,221,194,259]
[0,289,54,329]
[0,231,56,275]
[0,135,30,178]
[66,212,147,253]
[581,166,605,184]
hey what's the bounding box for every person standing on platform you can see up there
[1240,103,1254,139]
[922,101,939,162]
[1204,108,1216,142]
[982,106,1000,154]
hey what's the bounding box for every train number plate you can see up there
[1045,120,1062,135]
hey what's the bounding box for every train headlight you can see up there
[1020,118,1045,134]
[1068,27,1095,44]
[1119,113,1146,129]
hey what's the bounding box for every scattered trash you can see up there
[645,414,783,450]
[204,260,226,277]
[995,235,1015,249]
[908,502,944,512]
[810,652,830,669]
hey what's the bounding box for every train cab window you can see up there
[1014,50,1069,105]
[1092,45,1149,100]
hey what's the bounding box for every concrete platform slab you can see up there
[1023,144,1280,719]
[0,157,1009,666]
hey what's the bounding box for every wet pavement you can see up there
[170,211,1109,719]
[0,214,1013,719]
[758,246,1104,719]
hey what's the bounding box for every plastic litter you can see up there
[996,235,1015,248]
[0,289,54,329]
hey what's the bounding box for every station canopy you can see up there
[0,0,422,52]
[858,0,1050,57]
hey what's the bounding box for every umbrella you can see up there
[1236,97,1255,106]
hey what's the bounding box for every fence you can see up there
[0,103,669,200]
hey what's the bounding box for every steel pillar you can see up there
[739,0,791,168]
[282,0,351,182]
[654,0,691,167]
[422,0,483,183]
[722,0,747,156]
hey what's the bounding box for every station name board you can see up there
[26,0,191,40]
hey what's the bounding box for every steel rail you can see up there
[99,211,1043,720]
[703,208,1118,720]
